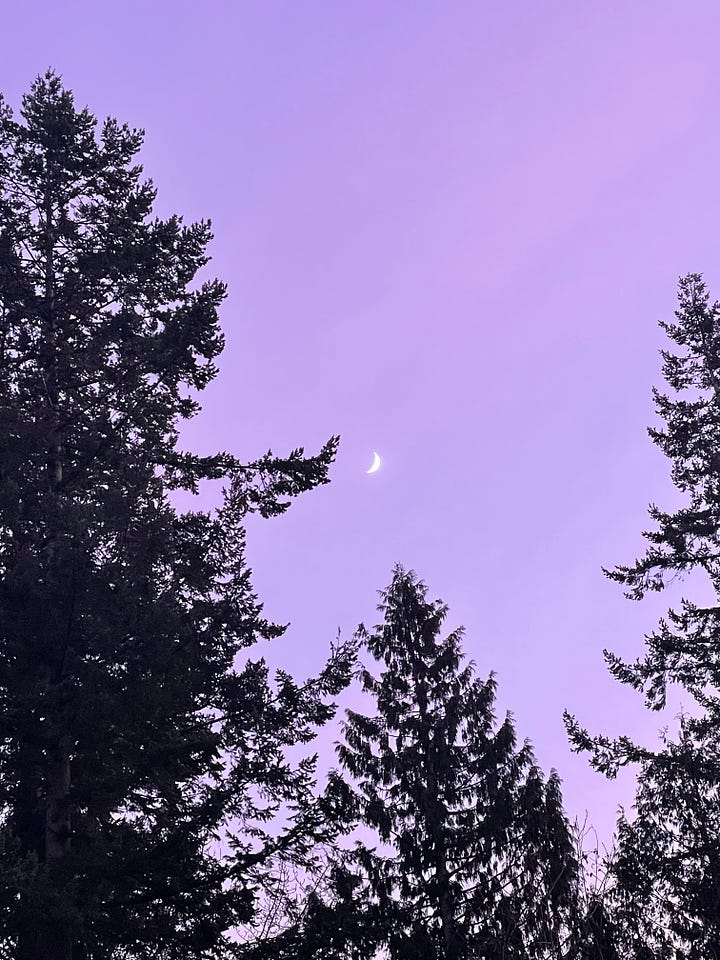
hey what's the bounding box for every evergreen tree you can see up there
[0,72,356,960]
[565,274,720,958]
[333,566,581,960]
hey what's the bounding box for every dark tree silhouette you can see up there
[332,566,581,960]
[566,274,720,958]
[0,73,356,960]
[234,856,376,960]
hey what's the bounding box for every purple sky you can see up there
[5,1,720,844]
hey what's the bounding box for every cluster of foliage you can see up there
[4,71,720,960]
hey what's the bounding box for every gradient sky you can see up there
[4,1,720,845]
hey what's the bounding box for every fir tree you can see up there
[333,566,581,960]
[565,274,720,958]
[0,72,356,960]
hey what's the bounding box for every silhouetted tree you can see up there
[566,274,720,958]
[235,853,377,960]
[332,566,582,960]
[0,72,356,960]
[564,841,622,960]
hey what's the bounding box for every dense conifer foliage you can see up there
[0,73,356,959]
[333,567,582,959]
[566,274,720,957]
[238,569,620,960]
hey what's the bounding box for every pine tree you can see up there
[333,566,581,960]
[565,274,720,958]
[0,72,356,960]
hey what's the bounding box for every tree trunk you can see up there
[15,161,76,960]
[412,664,462,960]
[46,734,72,863]
[41,733,74,960]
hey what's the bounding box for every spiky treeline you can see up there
[333,566,581,960]
[0,72,356,959]
[566,274,720,957]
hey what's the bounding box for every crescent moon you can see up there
[367,451,382,474]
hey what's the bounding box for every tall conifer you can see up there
[566,274,720,957]
[335,567,581,959]
[0,73,355,959]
